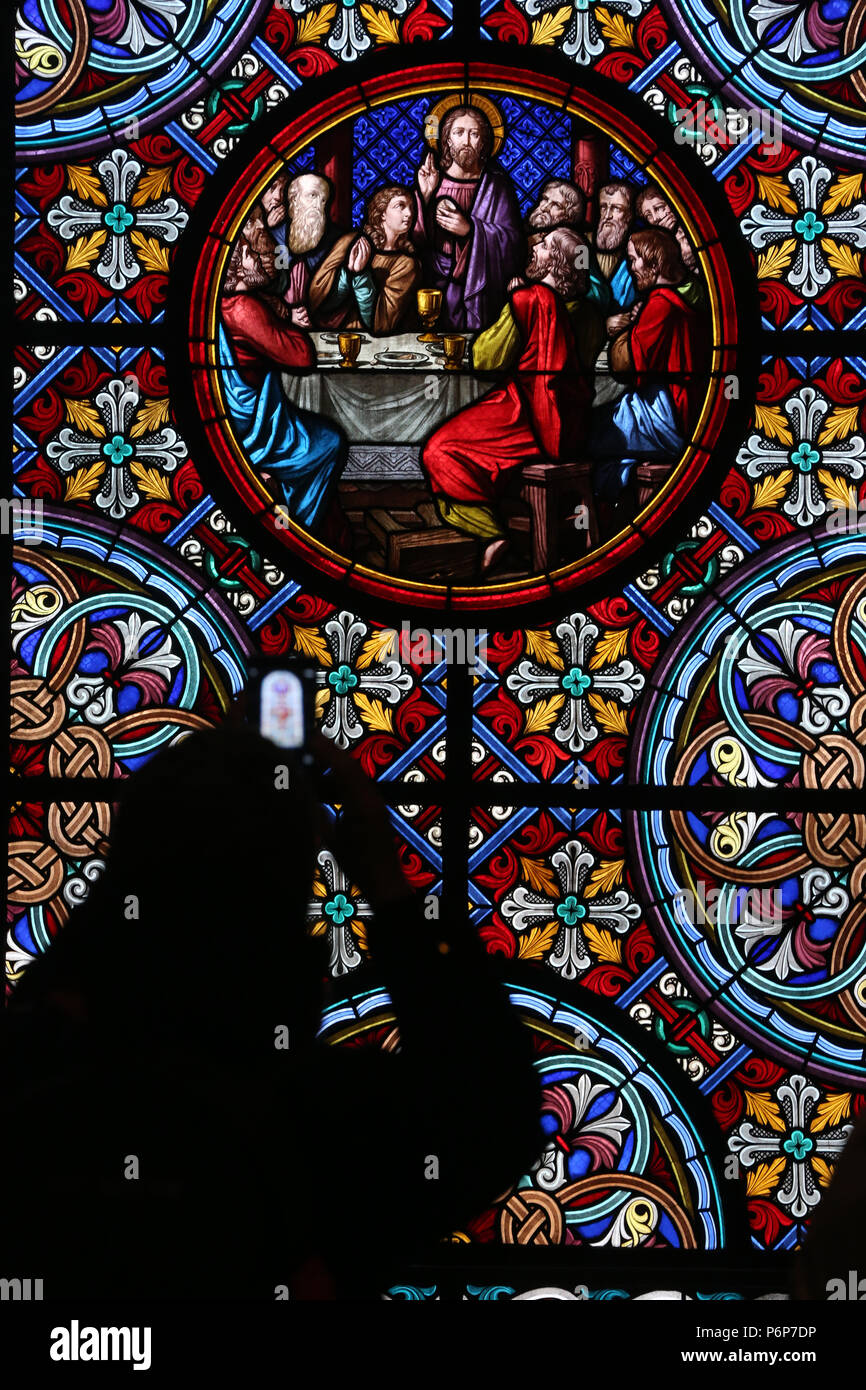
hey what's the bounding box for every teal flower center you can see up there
[324,892,354,926]
[790,442,820,473]
[556,894,586,927]
[103,434,133,466]
[105,203,134,235]
[327,664,358,695]
[562,666,591,698]
[783,1129,813,1161]
[794,212,824,243]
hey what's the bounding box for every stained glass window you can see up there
[11,0,866,1306]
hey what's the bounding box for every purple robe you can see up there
[414,164,523,331]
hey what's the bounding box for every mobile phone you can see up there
[246,656,316,763]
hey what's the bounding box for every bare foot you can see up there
[481,537,510,573]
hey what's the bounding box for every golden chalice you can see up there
[443,334,466,371]
[338,331,362,369]
[417,288,443,343]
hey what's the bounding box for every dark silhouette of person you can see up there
[4,717,543,1300]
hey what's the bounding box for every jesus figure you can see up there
[413,103,523,332]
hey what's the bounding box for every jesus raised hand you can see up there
[418,150,440,202]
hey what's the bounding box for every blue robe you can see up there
[217,323,344,529]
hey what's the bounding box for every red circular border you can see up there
[188,61,741,615]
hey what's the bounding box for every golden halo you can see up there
[424,93,506,157]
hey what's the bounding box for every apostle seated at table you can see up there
[635,183,706,307]
[589,227,709,516]
[220,216,349,545]
[260,171,342,327]
[421,226,592,575]
[520,179,610,370]
[592,181,638,311]
[526,178,611,310]
[413,102,523,332]
[308,184,421,334]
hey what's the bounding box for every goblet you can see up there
[417,288,443,343]
[338,331,362,369]
[443,334,466,371]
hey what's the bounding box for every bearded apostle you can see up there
[592,181,637,311]
[260,172,342,327]
[220,217,348,541]
[308,185,421,334]
[590,227,709,507]
[421,226,592,574]
[413,104,523,332]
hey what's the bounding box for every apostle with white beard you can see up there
[260,171,343,328]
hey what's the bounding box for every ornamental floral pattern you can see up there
[728,1073,853,1220]
[740,156,866,301]
[737,382,866,528]
[47,148,189,293]
[44,376,187,521]
[308,846,373,976]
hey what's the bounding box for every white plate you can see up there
[374,350,429,366]
[320,332,369,345]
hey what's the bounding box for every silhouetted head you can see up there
[18,724,324,1062]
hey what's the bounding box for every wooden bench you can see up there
[516,460,599,572]
[635,460,675,508]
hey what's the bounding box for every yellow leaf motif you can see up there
[129,462,171,501]
[524,628,563,669]
[745,1156,786,1198]
[587,692,628,735]
[63,464,104,503]
[64,397,105,437]
[811,1091,851,1131]
[132,167,173,208]
[360,4,400,43]
[523,692,565,735]
[821,237,862,280]
[292,624,331,665]
[517,921,558,960]
[66,165,108,207]
[811,1156,833,1188]
[589,628,629,669]
[356,629,399,668]
[750,469,792,511]
[753,403,793,444]
[353,691,394,732]
[594,5,635,48]
[129,396,170,438]
[295,3,337,45]
[756,238,796,279]
[744,1090,786,1132]
[518,854,560,899]
[584,858,624,898]
[65,230,107,273]
[530,5,572,44]
[821,172,863,215]
[353,916,369,953]
[314,686,330,718]
[818,468,856,510]
[310,876,328,899]
[755,172,797,214]
[583,921,622,962]
[129,231,170,274]
[818,404,860,445]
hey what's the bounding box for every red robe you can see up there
[221,293,314,387]
[630,286,707,431]
[422,283,590,504]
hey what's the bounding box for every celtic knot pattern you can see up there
[633,534,866,1081]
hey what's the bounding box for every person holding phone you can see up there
[4,708,543,1300]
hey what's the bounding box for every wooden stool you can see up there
[518,460,599,571]
[635,460,675,508]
